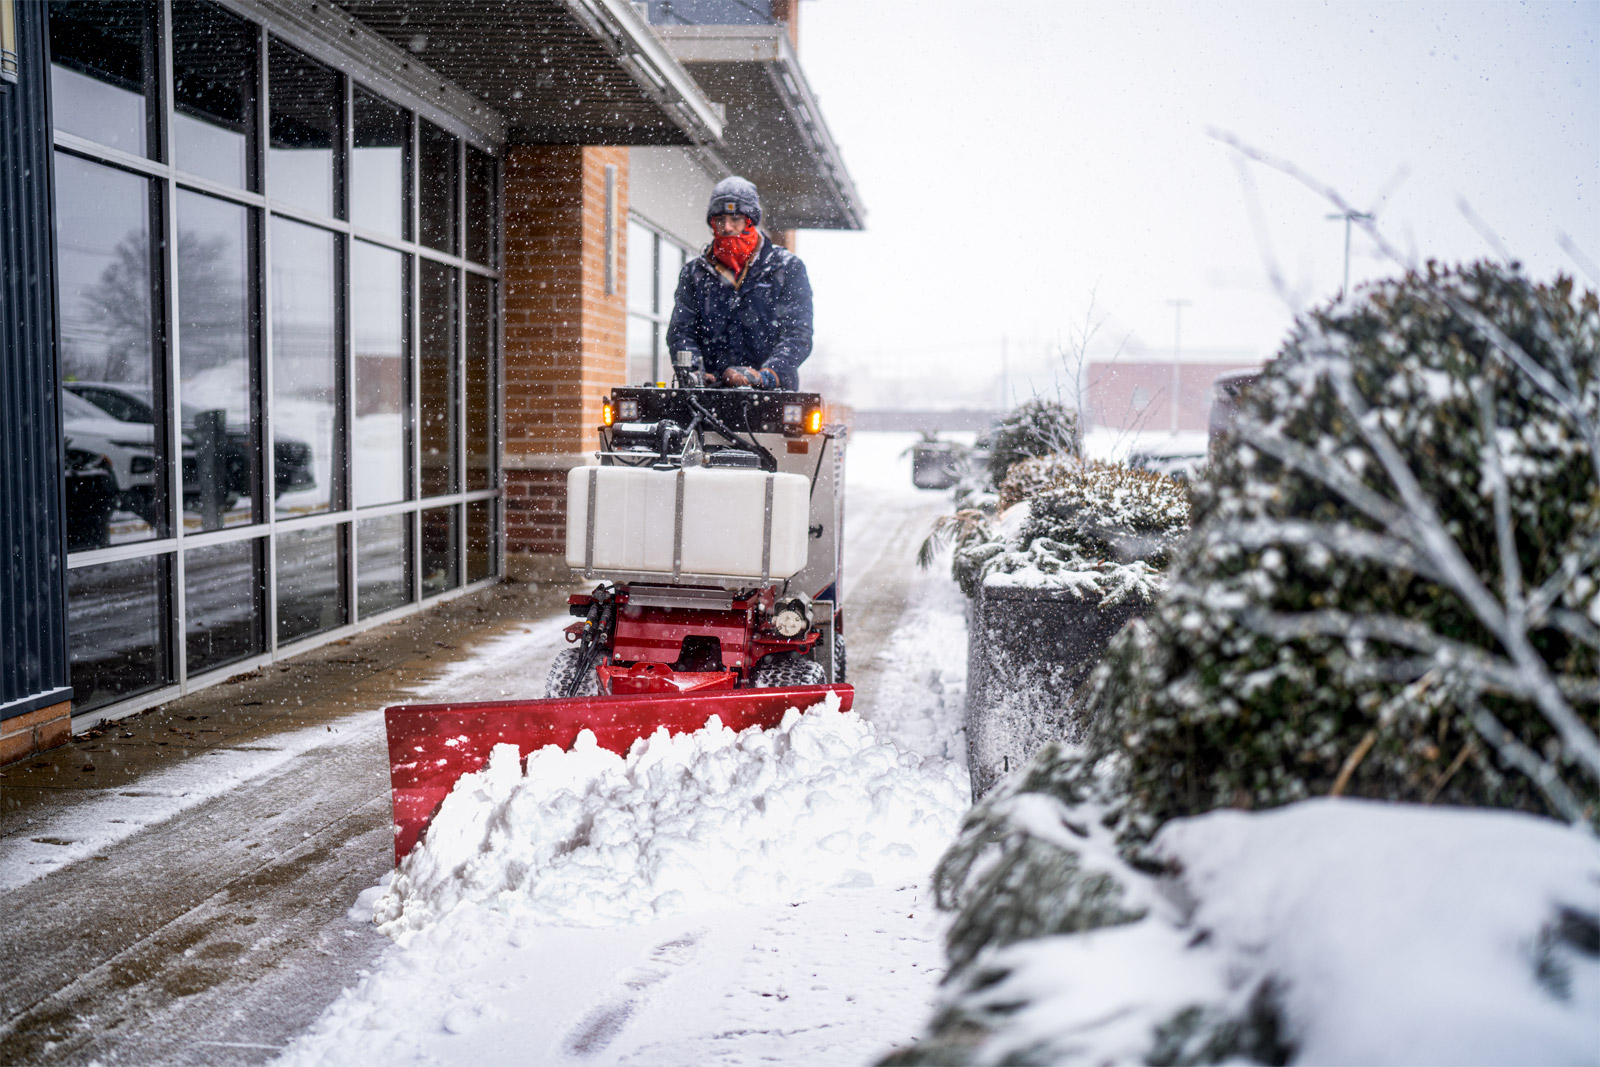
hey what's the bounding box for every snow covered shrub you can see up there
[1084,262,1600,833]
[947,459,1191,604]
[983,396,1082,489]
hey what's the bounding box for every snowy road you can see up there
[0,432,969,1066]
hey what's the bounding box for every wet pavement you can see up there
[0,480,951,1065]
[0,580,584,1066]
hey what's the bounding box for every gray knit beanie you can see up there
[706,176,761,226]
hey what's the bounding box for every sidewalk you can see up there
[0,579,580,1066]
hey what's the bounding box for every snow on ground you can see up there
[376,694,966,936]
[276,431,977,1066]
[945,798,1600,1066]
[0,711,384,891]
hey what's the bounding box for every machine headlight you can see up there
[771,596,812,638]
[618,398,640,421]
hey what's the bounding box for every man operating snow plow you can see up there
[384,374,851,864]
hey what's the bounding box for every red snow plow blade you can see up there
[384,684,853,864]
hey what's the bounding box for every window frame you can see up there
[51,0,503,724]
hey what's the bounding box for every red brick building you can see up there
[1085,358,1262,435]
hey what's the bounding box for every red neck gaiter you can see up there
[712,227,761,276]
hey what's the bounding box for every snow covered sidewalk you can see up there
[284,699,969,1066]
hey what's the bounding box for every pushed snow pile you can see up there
[374,694,968,938]
[898,797,1600,1066]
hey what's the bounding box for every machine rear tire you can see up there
[751,652,826,688]
[832,633,847,683]
[546,647,601,698]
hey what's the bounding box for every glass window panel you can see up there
[419,259,458,497]
[658,242,685,317]
[68,555,171,713]
[177,190,256,530]
[358,514,412,617]
[185,539,263,674]
[466,499,495,583]
[54,154,163,543]
[465,274,493,492]
[418,121,458,254]
[48,0,150,156]
[626,314,655,387]
[464,146,496,266]
[268,41,340,218]
[421,506,459,597]
[627,221,654,315]
[276,524,346,643]
[172,0,256,189]
[352,88,407,240]
[353,241,408,508]
[271,217,338,516]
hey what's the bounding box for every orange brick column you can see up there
[1,700,72,766]
[502,145,630,582]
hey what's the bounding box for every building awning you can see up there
[652,24,864,231]
[329,0,724,146]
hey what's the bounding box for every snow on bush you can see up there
[934,459,1190,604]
[373,694,968,940]
[1078,262,1600,831]
[983,396,1082,490]
[890,792,1600,1066]
[890,263,1600,1064]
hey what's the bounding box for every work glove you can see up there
[721,366,779,389]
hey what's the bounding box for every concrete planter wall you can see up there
[965,583,1144,798]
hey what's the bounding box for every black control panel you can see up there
[609,387,822,436]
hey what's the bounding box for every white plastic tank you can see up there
[566,464,811,581]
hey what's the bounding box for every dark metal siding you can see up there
[0,0,71,721]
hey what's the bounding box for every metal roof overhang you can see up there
[653,25,863,231]
[320,0,724,146]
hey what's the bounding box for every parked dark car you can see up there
[63,381,316,503]
[63,445,116,550]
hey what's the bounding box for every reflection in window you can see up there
[172,0,256,189]
[658,242,685,316]
[418,120,458,253]
[420,260,458,498]
[627,221,654,315]
[352,88,407,240]
[177,190,255,530]
[276,525,346,643]
[48,0,150,156]
[465,146,496,266]
[68,555,170,712]
[421,506,458,597]
[467,499,495,583]
[268,41,340,218]
[54,154,163,542]
[465,274,494,492]
[271,218,337,516]
[185,539,263,674]
[353,241,408,507]
[358,515,411,617]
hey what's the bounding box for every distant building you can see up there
[0,0,861,759]
[1085,357,1261,435]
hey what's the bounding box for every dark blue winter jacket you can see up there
[665,235,813,390]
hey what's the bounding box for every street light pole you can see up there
[1327,210,1373,298]
[1167,298,1190,434]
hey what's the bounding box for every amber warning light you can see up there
[806,408,823,434]
[601,400,615,427]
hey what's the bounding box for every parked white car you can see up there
[60,389,162,523]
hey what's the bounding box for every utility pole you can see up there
[1167,298,1190,434]
[999,334,1009,410]
[1327,210,1373,298]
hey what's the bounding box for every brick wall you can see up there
[1085,361,1261,434]
[502,145,630,578]
[1,701,71,766]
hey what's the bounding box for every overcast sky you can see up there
[790,0,1599,410]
